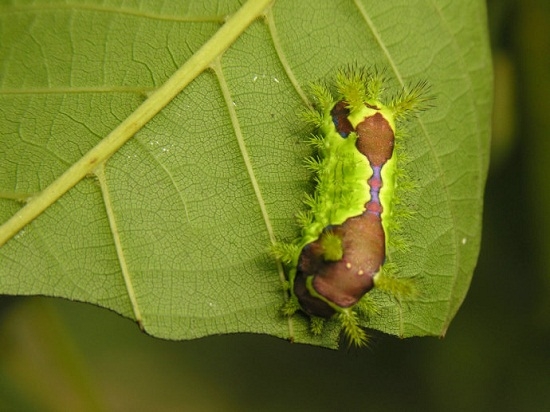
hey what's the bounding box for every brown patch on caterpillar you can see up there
[355,112,394,166]
[293,273,336,318]
[330,101,353,137]
[294,211,386,317]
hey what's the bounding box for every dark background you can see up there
[1,0,549,410]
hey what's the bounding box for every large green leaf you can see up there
[0,0,492,348]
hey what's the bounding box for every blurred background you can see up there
[1,0,549,410]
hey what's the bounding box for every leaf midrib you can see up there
[0,0,273,249]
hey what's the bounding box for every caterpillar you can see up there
[276,67,430,346]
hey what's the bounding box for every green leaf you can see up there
[0,0,492,348]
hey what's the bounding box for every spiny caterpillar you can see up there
[275,67,430,346]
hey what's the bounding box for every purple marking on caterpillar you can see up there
[368,165,382,213]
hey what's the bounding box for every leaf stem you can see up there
[0,0,274,248]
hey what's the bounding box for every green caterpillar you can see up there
[276,67,430,346]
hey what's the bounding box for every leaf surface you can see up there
[0,0,492,348]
